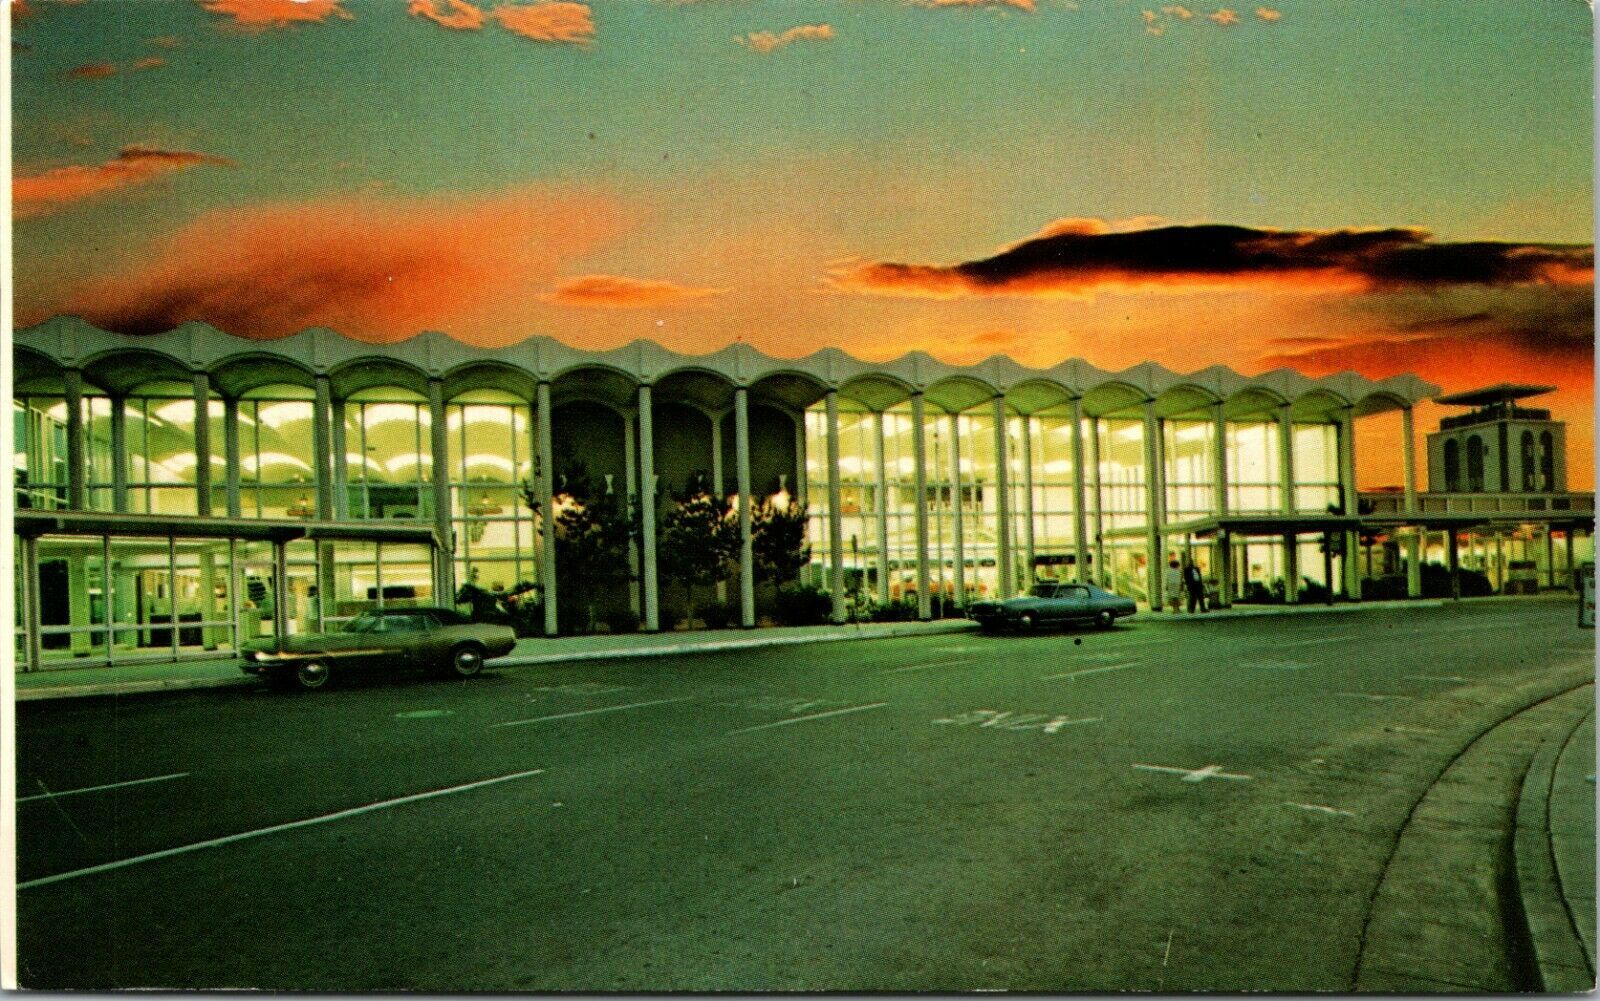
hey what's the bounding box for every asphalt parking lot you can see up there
[14,600,1595,990]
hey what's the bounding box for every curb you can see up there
[15,620,980,702]
[1514,697,1597,993]
[1155,593,1572,622]
[488,619,979,669]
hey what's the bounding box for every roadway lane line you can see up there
[491,697,694,729]
[18,772,189,804]
[18,768,546,891]
[1285,802,1355,818]
[882,658,975,674]
[726,702,889,736]
[1277,636,1353,649]
[1042,662,1139,681]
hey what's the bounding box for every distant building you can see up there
[1427,384,1566,494]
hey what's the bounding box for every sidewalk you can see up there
[1153,591,1572,622]
[13,618,978,703]
[1516,706,1597,992]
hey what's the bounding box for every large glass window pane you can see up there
[1163,418,1214,524]
[125,383,200,516]
[1293,423,1340,512]
[109,537,173,660]
[346,389,431,520]
[13,394,72,510]
[1228,419,1281,513]
[36,536,108,666]
[1098,417,1147,533]
[241,388,317,519]
[173,538,233,655]
[448,392,535,590]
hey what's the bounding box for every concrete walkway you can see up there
[1152,591,1572,622]
[1516,705,1597,992]
[13,618,977,702]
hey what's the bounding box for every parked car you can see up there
[968,582,1138,633]
[241,607,517,691]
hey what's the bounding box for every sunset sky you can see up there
[10,0,1595,488]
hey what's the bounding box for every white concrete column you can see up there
[824,390,846,624]
[537,380,558,636]
[111,396,129,513]
[222,397,241,518]
[313,374,334,521]
[874,412,891,606]
[193,371,213,516]
[1212,401,1228,517]
[992,396,1013,598]
[21,535,41,672]
[329,397,347,519]
[1284,532,1300,604]
[638,384,660,631]
[1142,401,1164,610]
[272,538,290,645]
[623,415,641,615]
[949,411,966,604]
[426,378,454,604]
[1216,529,1233,608]
[1069,398,1090,584]
[1405,532,1422,598]
[735,387,755,628]
[1089,416,1106,587]
[1020,413,1037,587]
[793,416,809,507]
[1338,408,1360,599]
[712,411,726,604]
[1401,405,1418,514]
[911,391,931,620]
[1277,403,1295,515]
[63,368,85,509]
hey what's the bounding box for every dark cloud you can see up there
[830,222,1593,299]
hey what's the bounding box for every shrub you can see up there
[601,606,640,635]
[869,599,918,623]
[772,584,832,627]
[699,599,737,630]
[656,605,682,633]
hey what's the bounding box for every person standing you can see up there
[1163,558,1183,613]
[1184,559,1206,614]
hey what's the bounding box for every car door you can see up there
[1057,585,1093,622]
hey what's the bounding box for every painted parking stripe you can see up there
[1042,662,1139,681]
[882,658,975,675]
[18,768,545,891]
[727,701,889,736]
[491,697,694,729]
[18,772,189,804]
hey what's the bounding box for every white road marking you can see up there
[1133,763,1253,783]
[1406,675,1468,683]
[1042,716,1102,733]
[1285,801,1355,818]
[1334,692,1414,702]
[18,772,190,804]
[882,658,976,675]
[1278,636,1352,648]
[1163,929,1174,967]
[18,768,546,891]
[1043,662,1139,681]
[492,697,694,729]
[1386,725,1438,735]
[727,701,889,735]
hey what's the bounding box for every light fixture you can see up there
[286,493,315,519]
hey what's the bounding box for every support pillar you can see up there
[21,535,41,673]
[949,411,966,605]
[824,390,846,624]
[993,396,1013,598]
[64,368,85,510]
[426,378,454,606]
[330,397,348,518]
[1090,417,1106,588]
[623,416,641,615]
[1545,528,1557,590]
[538,381,558,636]
[638,385,660,631]
[735,388,755,628]
[1215,529,1233,609]
[193,371,212,517]
[111,396,129,513]
[1565,527,1576,591]
[1020,414,1036,587]
[1405,532,1422,598]
[712,412,727,604]
[874,412,891,606]
[1284,533,1300,604]
[1277,403,1295,516]
[1401,405,1418,515]
[1211,402,1228,517]
[272,538,290,646]
[1338,409,1359,600]
[223,397,241,518]
[1448,530,1461,600]
[1142,401,1164,610]
[1494,533,1505,593]
[911,392,931,620]
[313,374,334,521]
[1070,398,1090,585]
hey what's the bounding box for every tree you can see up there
[656,472,739,625]
[751,496,810,585]
[520,458,637,635]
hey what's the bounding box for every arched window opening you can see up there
[1521,431,1536,492]
[1465,435,1485,493]
[1540,431,1555,491]
[1443,439,1460,492]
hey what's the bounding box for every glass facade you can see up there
[13,393,70,510]
[344,388,432,520]
[236,387,317,519]
[447,390,538,596]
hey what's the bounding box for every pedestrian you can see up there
[1163,558,1183,613]
[1184,559,1206,613]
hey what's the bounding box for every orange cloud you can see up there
[195,0,353,30]
[1161,5,1193,18]
[830,222,1594,300]
[14,145,234,218]
[25,184,631,341]
[912,0,1036,10]
[738,23,833,54]
[409,0,485,30]
[492,2,593,44]
[1254,7,1281,21]
[148,35,184,48]
[12,0,36,26]
[132,56,167,70]
[64,61,117,79]
[1207,8,1239,25]
[540,275,726,309]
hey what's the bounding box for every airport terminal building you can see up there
[11,317,1595,671]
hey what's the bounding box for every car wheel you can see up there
[448,643,485,679]
[295,659,332,691]
[1095,610,1115,630]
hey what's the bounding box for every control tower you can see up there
[1426,383,1566,495]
